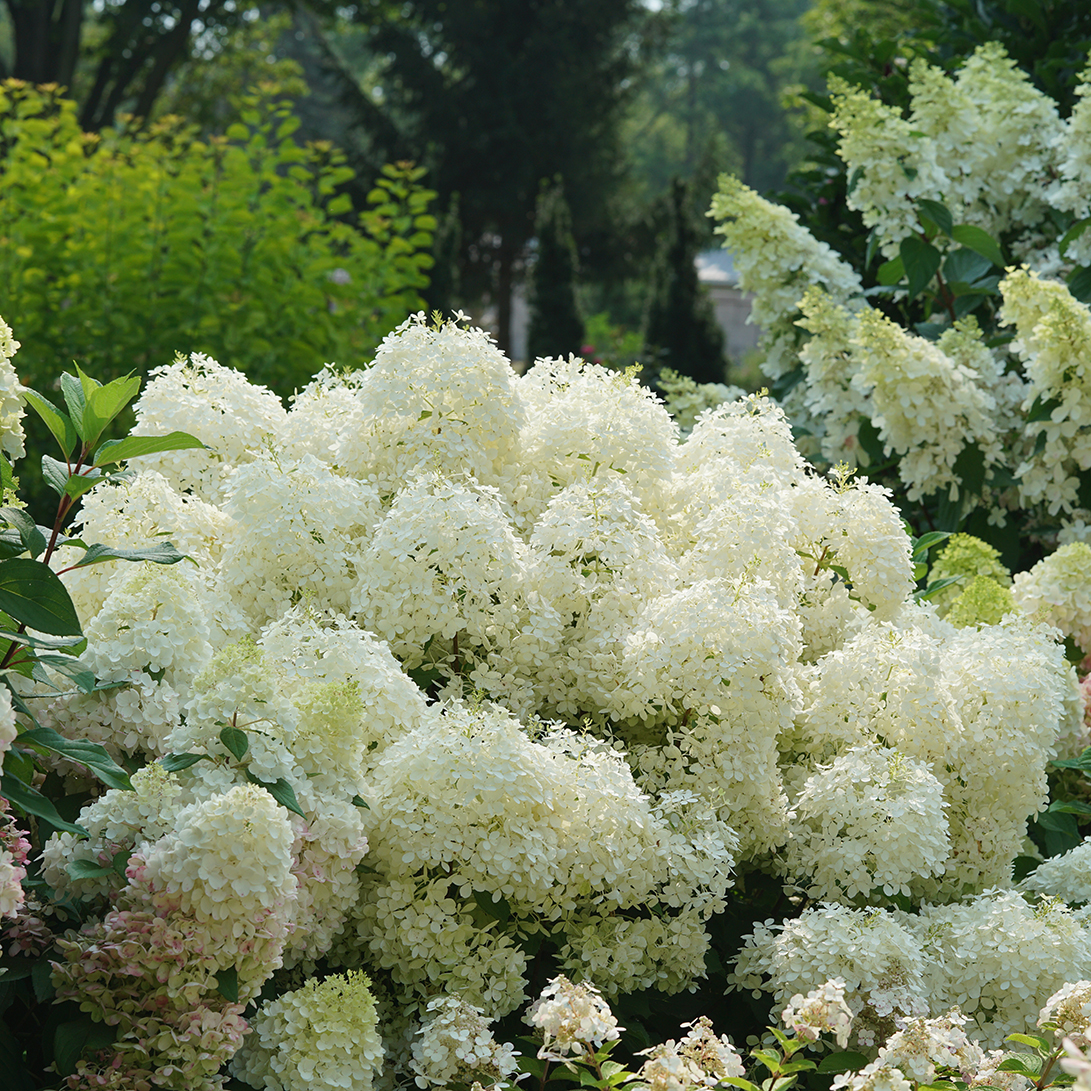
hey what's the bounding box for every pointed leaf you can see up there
[0,453,14,500]
[19,726,132,790]
[82,375,141,446]
[818,1053,869,1075]
[93,431,206,467]
[950,224,1005,269]
[53,1018,116,1079]
[160,752,206,772]
[1026,393,1063,423]
[214,967,239,1003]
[917,198,953,237]
[66,858,114,881]
[247,773,305,817]
[0,508,46,560]
[219,726,249,761]
[0,629,84,651]
[32,655,96,692]
[72,541,186,568]
[473,889,511,924]
[0,558,82,635]
[22,390,78,460]
[350,793,370,809]
[1069,264,1091,304]
[877,255,905,286]
[41,455,70,497]
[900,236,943,300]
[1,773,86,835]
[64,471,104,501]
[911,530,952,561]
[59,373,88,439]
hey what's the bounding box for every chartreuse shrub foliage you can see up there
[708,44,1091,580]
[0,80,435,399]
[0,310,1090,1089]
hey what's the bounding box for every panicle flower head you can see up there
[637,1016,745,1090]
[0,315,24,462]
[409,994,519,1088]
[876,1009,985,1084]
[782,979,854,1047]
[1039,981,1091,1048]
[526,975,622,1059]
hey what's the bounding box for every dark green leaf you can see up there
[160,752,206,772]
[914,322,946,341]
[64,471,105,501]
[950,224,1005,269]
[1,773,86,835]
[1059,217,1091,259]
[0,454,14,503]
[915,575,963,601]
[473,889,511,924]
[900,236,943,300]
[72,541,186,568]
[65,858,114,881]
[247,774,305,817]
[23,390,78,460]
[32,959,54,1001]
[943,247,994,287]
[215,967,239,1003]
[53,1017,116,1078]
[19,727,132,790]
[918,198,953,237]
[1026,394,1063,423]
[0,629,83,651]
[877,255,905,286]
[1050,746,1091,773]
[0,508,46,560]
[32,655,96,692]
[93,431,206,467]
[1068,264,1091,304]
[350,794,370,809]
[219,726,249,761]
[952,442,987,497]
[0,558,83,635]
[1048,799,1091,816]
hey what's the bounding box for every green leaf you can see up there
[911,530,952,561]
[72,541,186,568]
[1005,1032,1052,1051]
[65,858,114,881]
[473,889,511,924]
[1026,393,1063,424]
[0,629,84,651]
[219,726,249,761]
[247,774,305,817]
[1050,746,1091,773]
[22,390,78,460]
[952,441,987,497]
[59,373,88,440]
[350,794,370,809]
[1058,217,1091,259]
[1,773,86,835]
[900,235,943,300]
[943,247,994,287]
[19,727,131,790]
[215,967,239,1003]
[877,255,905,286]
[52,1017,115,1078]
[1048,799,1091,817]
[160,752,206,772]
[32,654,96,692]
[918,198,953,237]
[950,224,1005,269]
[93,431,205,467]
[42,454,80,498]
[1068,264,1091,304]
[0,558,83,635]
[81,374,141,447]
[0,508,46,560]
[64,471,105,501]
[818,1053,869,1075]
[997,1056,1041,1078]
[915,575,964,602]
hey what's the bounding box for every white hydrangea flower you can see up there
[1013,542,1091,653]
[0,685,17,757]
[637,1016,745,1090]
[732,903,928,1048]
[409,995,518,1088]
[1022,840,1091,906]
[280,366,364,463]
[783,745,949,903]
[231,971,383,1091]
[707,176,862,380]
[876,1009,986,1084]
[130,352,287,503]
[526,975,621,1060]
[216,452,381,627]
[335,313,524,491]
[1062,1039,1091,1091]
[832,1061,913,1091]
[656,367,742,434]
[0,315,25,462]
[782,979,854,1047]
[1047,64,1091,266]
[909,891,1091,1047]
[1039,981,1091,1048]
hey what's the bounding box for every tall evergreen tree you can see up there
[643,177,726,385]
[526,179,584,365]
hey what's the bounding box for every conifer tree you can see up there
[643,176,726,385]
[526,178,585,365]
